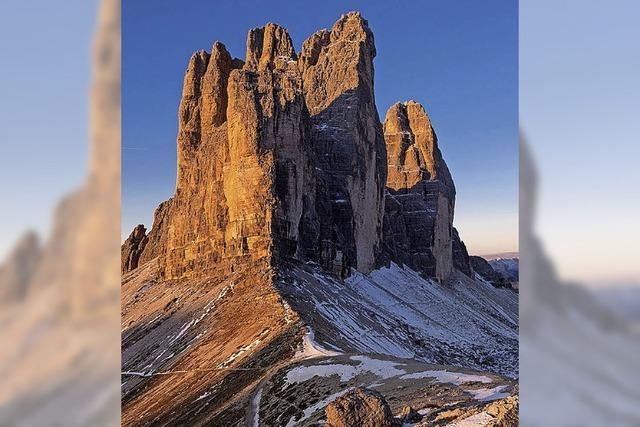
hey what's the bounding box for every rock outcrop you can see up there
[122,12,477,282]
[121,224,147,274]
[399,405,423,424]
[298,13,387,275]
[452,227,474,277]
[381,101,457,281]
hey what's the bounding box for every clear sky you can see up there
[123,0,519,255]
[0,0,95,259]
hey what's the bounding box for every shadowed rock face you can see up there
[119,12,515,427]
[382,101,457,282]
[121,224,147,274]
[452,227,474,278]
[298,12,387,276]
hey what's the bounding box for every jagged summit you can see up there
[125,11,392,279]
[384,100,454,192]
[245,23,297,70]
[123,12,472,282]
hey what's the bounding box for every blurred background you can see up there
[0,0,120,425]
[520,0,640,425]
[0,0,638,425]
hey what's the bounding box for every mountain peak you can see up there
[245,22,297,70]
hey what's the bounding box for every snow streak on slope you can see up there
[277,263,519,378]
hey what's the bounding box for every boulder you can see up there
[325,388,397,427]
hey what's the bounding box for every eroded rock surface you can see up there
[121,224,147,274]
[382,101,457,281]
[254,354,517,427]
[325,388,397,427]
[453,227,474,278]
[126,12,390,281]
[298,12,387,276]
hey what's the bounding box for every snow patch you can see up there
[251,388,263,427]
[286,355,406,384]
[448,411,495,426]
[400,370,492,385]
[195,391,212,402]
[294,326,341,360]
[280,261,519,378]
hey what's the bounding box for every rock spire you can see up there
[123,12,473,283]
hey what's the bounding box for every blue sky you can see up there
[0,0,95,259]
[123,0,518,255]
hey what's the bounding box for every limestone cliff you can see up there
[122,13,473,283]
[121,224,147,274]
[123,12,390,280]
[381,101,457,282]
[298,13,387,275]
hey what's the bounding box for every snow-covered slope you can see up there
[277,262,519,378]
[488,258,519,283]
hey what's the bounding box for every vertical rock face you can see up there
[225,25,309,261]
[121,224,147,274]
[162,42,242,280]
[299,12,387,275]
[124,13,388,280]
[452,227,474,277]
[382,101,456,281]
[122,12,473,282]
